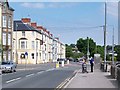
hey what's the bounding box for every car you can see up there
[73,59,79,62]
[57,58,66,64]
[1,61,17,73]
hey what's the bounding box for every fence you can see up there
[117,68,120,90]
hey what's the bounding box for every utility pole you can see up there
[87,37,90,61]
[104,2,107,72]
[16,23,18,64]
[112,27,114,65]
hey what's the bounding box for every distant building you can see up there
[0,1,14,62]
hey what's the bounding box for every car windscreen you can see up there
[2,62,8,65]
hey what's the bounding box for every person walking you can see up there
[90,57,94,72]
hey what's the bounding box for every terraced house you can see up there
[0,1,14,62]
[13,18,65,64]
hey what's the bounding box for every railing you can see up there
[111,65,116,79]
[117,67,120,89]
[110,65,120,90]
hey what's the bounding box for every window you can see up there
[32,41,34,49]
[13,52,14,60]
[8,33,11,45]
[8,16,12,28]
[8,51,11,61]
[3,33,6,45]
[12,41,14,48]
[21,41,25,49]
[26,41,27,49]
[20,53,25,59]
[31,53,34,59]
[2,16,7,27]
[39,53,41,59]
[45,44,46,51]
[22,31,25,36]
[3,51,6,61]
[36,41,38,49]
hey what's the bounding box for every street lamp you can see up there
[87,37,90,61]
[15,23,18,64]
[15,23,23,64]
[107,25,115,65]
[112,27,115,65]
[104,2,107,72]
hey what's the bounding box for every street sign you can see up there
[25,52,28,56]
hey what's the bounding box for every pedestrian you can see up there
[90,57,94,72]
[82,59,88,73]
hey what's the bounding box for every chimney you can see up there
[50,34,53,37]
[22,18,31,24]
[31,22,37,28]
[48,31,50,34]
[43,28,47,32]
[55,37,59,41]
[37,26,43,30]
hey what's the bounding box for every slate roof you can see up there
[14,20,54,40]
[14,20,37,31]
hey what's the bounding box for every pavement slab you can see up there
[66,68,118,88]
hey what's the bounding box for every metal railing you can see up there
[117,67,120,89]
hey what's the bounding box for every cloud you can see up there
[21,2,78,9]
[21,3,45,8]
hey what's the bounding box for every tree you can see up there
[65,44,73,58]
[114,45,120,61]
[96,45,104,59]
[76,37,96,57]
[70,44,76,48]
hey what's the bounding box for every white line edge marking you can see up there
[37,71,44,74]
[46,68,55,72]
[25,74,34,77]
[6,77,21,83]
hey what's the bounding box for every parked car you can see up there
[57,58,66,64]
[73,59,79,62]
[1,61,17,73]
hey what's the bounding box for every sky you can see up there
[9,1,118,45]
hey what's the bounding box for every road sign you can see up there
[25,52,28,56]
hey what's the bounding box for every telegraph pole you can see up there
[104,2,107,72]
[112,27,114,65]
[87,37,90,61]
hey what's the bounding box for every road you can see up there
[2,62,81,89]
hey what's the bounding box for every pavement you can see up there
[65,64,118,89]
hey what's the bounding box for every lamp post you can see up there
[108,25,115,65]
[112,27,115,65]
[87,37,90,61]
[104,2,107,72]
[15,23,18,64]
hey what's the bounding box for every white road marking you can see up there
[6,77,21,83]
[25,74,34,77]
[46,68,55,72]
[37,71,44,74]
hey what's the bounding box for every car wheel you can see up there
[10,68,13,73]
[14,69,16,72]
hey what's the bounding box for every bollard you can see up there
[67,60,69,65]
[111,66,116,78]
[55,62,59,68]
[61,61,64,67]
[100,63,104,72]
